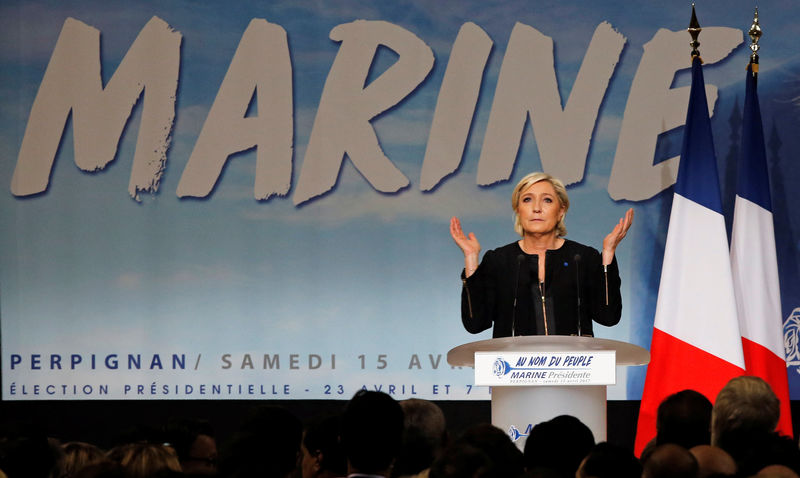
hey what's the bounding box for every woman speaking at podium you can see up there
[450,172,633,338]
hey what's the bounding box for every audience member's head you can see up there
[61,441,106,478]
[656,389,713,449]
[755,464,800,478]
[712,376,780,448]
[71,461,126,478]
[106,442,182,478]
[641,444,698,478]
[689,445,736,478]
[458,423,524,478]
[576,442,641,478]
[341,390,404,477]
[164,418,217,476]
[301,415,346,478]
[393,399,448,477]
[709,376,800,475]
[220,405,303,478]
[523,415,594,478]
[429,443,494,478]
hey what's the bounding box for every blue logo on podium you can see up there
[493,358,511,377]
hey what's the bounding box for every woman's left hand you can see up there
[602,208,634,265]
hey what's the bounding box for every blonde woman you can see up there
[450,172,633,337]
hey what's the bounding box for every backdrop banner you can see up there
[2,0,799,401]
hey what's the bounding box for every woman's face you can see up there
[517,180,565,237]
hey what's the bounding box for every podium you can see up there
[447,336,649,449]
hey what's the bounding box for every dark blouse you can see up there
[460,239,622,337]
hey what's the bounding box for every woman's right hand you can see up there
[450,217,481,276]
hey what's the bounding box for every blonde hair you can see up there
[107,443,182,478]
[511,172,569,237]
[61,441,106,477]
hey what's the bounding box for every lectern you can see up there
[447,336,649,449]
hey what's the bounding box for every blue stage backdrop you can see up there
[2,0,799,401]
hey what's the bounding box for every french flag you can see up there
[635,56,745,455]
[730,63,793,437]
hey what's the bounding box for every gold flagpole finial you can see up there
[688,3,702,62]
[748,7,762,74]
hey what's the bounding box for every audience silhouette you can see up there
[1,385,797,478]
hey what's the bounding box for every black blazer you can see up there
[460,240,622,337]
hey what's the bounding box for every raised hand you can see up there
[450,217,480,256]
[602,208,634,265]
[450,216,481,276]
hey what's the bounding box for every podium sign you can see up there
[474,351,616,386]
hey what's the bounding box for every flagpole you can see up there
[688,3,702,63]
[748,7,761,75]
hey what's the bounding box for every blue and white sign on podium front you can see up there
[475,350,616,386]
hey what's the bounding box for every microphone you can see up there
[574,254,582,336]
[511,254,525,337]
